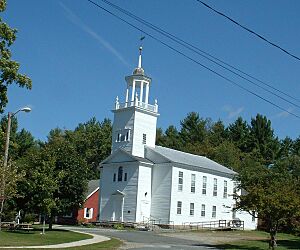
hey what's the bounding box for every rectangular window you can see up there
[84,208,93,219]
[142,133,147,144]
[118,167,123,182]
[117,133,121,142]
[126,131,130,141]
[213,178,218,196]
[212,206,216,218]
[201,204,205,217]
[178,171,183,191]
[223,180,228,198]
[113,173,116,182]
[202,176,207,195]
[190,203,194,216]
[177,201,182,215]
[120,134,126,141]
[191,174,196,193]
[124,173,127,181]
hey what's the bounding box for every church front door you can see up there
[112,192,124,221]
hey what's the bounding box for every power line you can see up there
[98,0,300,109]
[86,0,300,120]
[195,0,300,62]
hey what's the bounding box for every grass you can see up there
[0,227,122,250]
[52,238,122,250]
[208,230,300,249]
[0,228,92,246]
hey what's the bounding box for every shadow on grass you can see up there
[208,238,300,250]
[277,239,300,249]
[2,228,68,235]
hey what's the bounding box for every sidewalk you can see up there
[0,229,110,249]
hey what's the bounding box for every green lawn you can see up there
[0,229,92,246]
[211,231,300,250]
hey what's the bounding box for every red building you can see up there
[56,179,100,224]
[77,179,100,223]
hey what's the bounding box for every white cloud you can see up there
[59,2,130,67]
[222,105,244,119]
[273,107,294,119]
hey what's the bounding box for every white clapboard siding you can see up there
[99,162,139,222]
[135,165,152,222]
[150,163,172,222]
[169,166,235,225]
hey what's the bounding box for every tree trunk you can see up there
[269,230,277,249]
[0,199,5,232]
[48,214,53,230]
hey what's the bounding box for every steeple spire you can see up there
[133,46,145,75]
[138,46,142,68]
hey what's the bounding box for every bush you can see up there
[113,223,124,230]
[23,213,36,223]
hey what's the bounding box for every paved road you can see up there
[64,227,220,250]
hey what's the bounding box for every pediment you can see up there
[101,149,140,164]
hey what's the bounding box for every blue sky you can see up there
[3,0,300,140]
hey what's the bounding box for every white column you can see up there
[125,87,129,107]
[140,81,144,102]
[145,82,149,104]
[121,196,124,222]
[131,80,136,103]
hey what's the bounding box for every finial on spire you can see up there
[138,46,142,68]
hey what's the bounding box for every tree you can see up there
[235,159,300,248]
[44,130,90,229]
[227,117,252,153]
[13,146,56,221]
[180,112,211,143]
[0,0,32,113]
[68,118,112,179]
[0,158,24,230]
[156,125,182,150]
[250,114,279,165]
[210,141,241,172]
[208,120,227,147]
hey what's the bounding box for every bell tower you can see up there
[111,47,159,158]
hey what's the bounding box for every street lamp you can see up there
[3,107,31,169]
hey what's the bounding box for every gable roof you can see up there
[85,179,100,199]
[145,145,236,176]
[101,148,153,165]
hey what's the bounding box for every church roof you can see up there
[145,145,236,176]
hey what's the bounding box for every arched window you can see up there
[118,166,123,182]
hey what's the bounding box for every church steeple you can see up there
[111,47,159,157]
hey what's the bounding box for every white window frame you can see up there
[142,133,147,144]
[177,201,182,215]
[191,174,196,193]
[213,178,218,196]
[223,180,228,198]
[212,206,216,218]
[202,176,207,195]
[190,203,194,216]
[178,171,183,191]
[84,207,93,219]
[201,204,205,217]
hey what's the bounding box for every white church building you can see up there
[99,47,257,230]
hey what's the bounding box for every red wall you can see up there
[77,189,99,223]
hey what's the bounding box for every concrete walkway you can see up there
[1,229,110,249]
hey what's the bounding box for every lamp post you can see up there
[3,107,31,169]
[0,107,31,231]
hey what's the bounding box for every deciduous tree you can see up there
[0,0,32,113]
